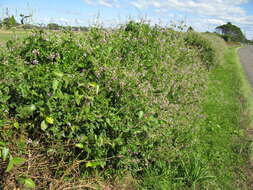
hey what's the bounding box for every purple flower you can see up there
[32,60,39,65]
[50,53,60,62]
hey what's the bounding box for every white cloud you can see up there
[130,0,248,17]
[129,0,253,39]
[83,0,119,8]
[206,19,225,25]
[34,17,89,27]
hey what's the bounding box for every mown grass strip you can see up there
[198,46,253,189]
[235,46,253,189]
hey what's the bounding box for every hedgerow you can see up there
[185,31,226,69]
[0,22,226,189]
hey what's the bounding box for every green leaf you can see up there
[88,82,97,87]
[14,122,19,129]
[2,147,9,161]
[45,117,54,124]
[6,156,14,172]
[0,120,3,127]
[138,111,144,119]
[108,47,113,53]
[88,82,99,94]
[75,143,84,149]
[12,157,26,166]
[63,76,70,88]
[74,91,84,106]
[6,157,26,172]
[53,79,59,92]
[79,135,88,142]
[47,148,56,155]
[40,120,48,131]
[17,104,36,117]
[19,83,29,97]
[24,178,36,189]
[85,161,93,167]
[0,141,6,147]
[53,71,64,78]
[85,147,92,154]
[96,85,99,94]
[0,95,10,103]
[106,118,111,126]
[28,104,36,112]
[85,161,106,168]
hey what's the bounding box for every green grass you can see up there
[0,33,12,42]
[233,46,253,188]
[199,47,252,189]
[0,30,27,43]
[140,47,252,189]
[235,47,253,129]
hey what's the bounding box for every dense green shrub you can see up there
[185,31,226,69]
[216,22,246,43]
[0,22,226,188]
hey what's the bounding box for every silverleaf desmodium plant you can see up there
[0,22,225,180]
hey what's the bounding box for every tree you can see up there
[187,26,194,32]
[2,16,18,28]
[20,14,32,25]
[47,23,60,30]
[215,22,246,42]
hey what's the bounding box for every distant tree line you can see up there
[45,23,88,31]
[1,15,253,43]
[0,15,88,31]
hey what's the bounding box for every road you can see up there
[238,46,253,86]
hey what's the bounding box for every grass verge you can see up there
[199,46,253,189]
[234,46,253,189]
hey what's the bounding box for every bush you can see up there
[185,31,226,69]
[0,22,227,188]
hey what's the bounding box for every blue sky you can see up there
[0,0,253,39]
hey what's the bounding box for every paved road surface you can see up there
[238,46,253,86]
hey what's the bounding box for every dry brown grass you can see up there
[226,41,241,46]
[0,141,138,190]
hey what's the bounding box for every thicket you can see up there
[185,32,226,69]
[0,23,227,189]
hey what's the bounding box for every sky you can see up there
[0,0,253,39]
